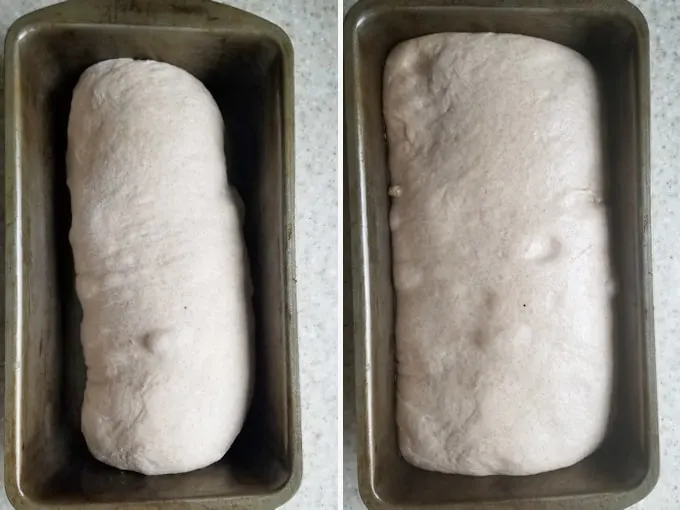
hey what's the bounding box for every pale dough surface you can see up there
[384,33,614,476]
[67,59,251,475]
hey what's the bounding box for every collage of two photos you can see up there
[1,0,680,509]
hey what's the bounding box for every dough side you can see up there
[384,34,613,476]
[67,59,251,475]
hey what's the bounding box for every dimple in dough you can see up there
[67,59,251,475]
[384,34,614,476]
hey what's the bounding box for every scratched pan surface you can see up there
[344,0,657,508]
[4,0,300,508]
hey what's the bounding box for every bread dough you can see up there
[384,34,613,476]
[67,59,251,475]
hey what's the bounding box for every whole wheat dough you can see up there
[67,59,251,475]
[385,34,613,476]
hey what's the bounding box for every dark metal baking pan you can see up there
[5,0,301,508]
[344,0,657,508]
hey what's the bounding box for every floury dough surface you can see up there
[384,34,614,476]
[67,59,251,475]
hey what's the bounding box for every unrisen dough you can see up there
[384,34,613,476]
[67,59,251,475]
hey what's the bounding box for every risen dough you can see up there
[385,34,613,476]
[67,59,251,475]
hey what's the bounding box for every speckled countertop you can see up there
[0,0,338,509]
[343,0,680,509]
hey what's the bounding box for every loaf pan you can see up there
[344,0,657,508]
[5,0,300,508]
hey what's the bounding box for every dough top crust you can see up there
[385,34,614,476]
[68,59,251,475]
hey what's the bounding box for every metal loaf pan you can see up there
[5,0,300,508]
[344,0,657,508]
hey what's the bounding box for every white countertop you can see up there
[343,0,680,509]
[0,0,338,509]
